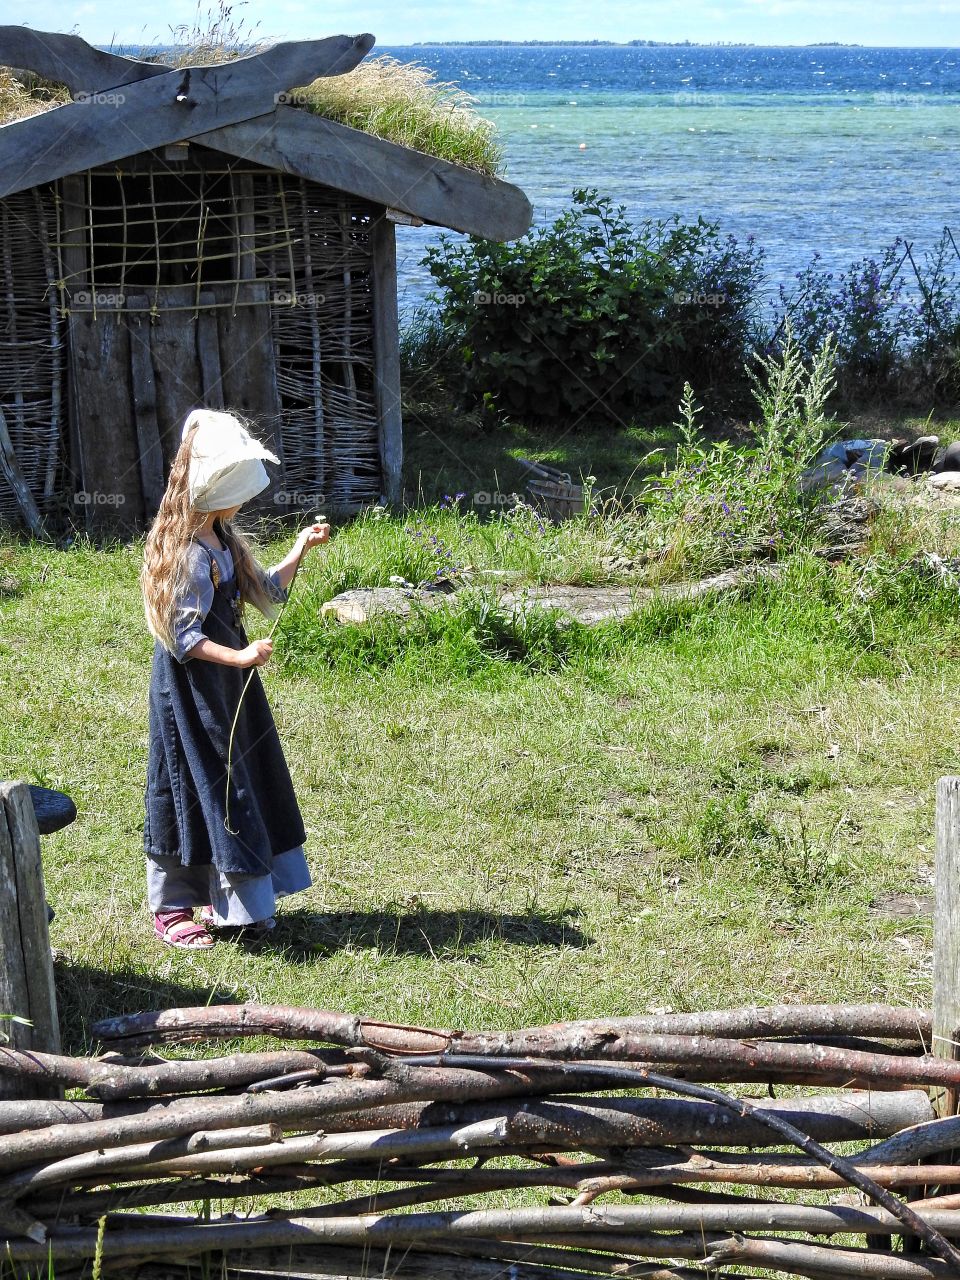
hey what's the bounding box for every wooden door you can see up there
[70,282,285,530]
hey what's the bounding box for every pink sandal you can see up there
[154,909,215,950]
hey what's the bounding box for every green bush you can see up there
[423,187,765,423]
[775,230,960,405]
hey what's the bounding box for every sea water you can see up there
[379,44,960,317]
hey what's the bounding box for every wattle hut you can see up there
[0,28,531,530]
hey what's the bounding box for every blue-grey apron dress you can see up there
[144,546,310,925]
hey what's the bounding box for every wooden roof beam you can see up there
[0,27,167,96]
[0,33,375,200]
[197,106,533,243]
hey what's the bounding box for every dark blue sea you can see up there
[376,45,960,317]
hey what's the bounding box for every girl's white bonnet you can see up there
[183,408,279,512]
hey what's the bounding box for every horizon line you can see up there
[90,37,960,51]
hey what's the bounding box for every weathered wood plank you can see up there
[215,282,286,515]
[0,780,61,1101]
[58,175,89,501]
[0,792,30,1093]
[68,301,143,528]
[145,287,206,472]
[0,404,44,534]
[0,27,166,97]
[370,212,402,506]
[934,776,960,1118]
[126,298,165,515]
[196,107,533,243]
[297,180,326,492]
[0,35,375,200]
[56,174,88,292]
[234,172,257,281]
[196,292,225,409]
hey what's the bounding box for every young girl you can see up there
[141,408,329,949]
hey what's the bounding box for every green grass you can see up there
[2,470,957,1274]
[1,527,955,1055]
[3,338,956,1051]
[291,56,503,175]
[400,414,678,507]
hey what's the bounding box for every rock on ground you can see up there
[319,564,784,627]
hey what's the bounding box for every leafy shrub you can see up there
[412,183,960,417]
[774,246,913,399]
[423,187,765,423]
[775,229,960,404]
[907,230,960,403]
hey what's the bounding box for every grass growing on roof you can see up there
[0,0,503,176]
[163,2,502,171]
[159,2,503,174]
[0,69,68,123]
[289,55,503,176]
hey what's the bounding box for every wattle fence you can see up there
[2,780,960,1278]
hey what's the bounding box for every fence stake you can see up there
[0,781,60,1100]
[934,776,960,1118]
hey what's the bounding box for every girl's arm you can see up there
[185,637,273,668]
[270,520,331,591]
[174,545,271,667]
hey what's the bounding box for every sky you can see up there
[0,0,958,48]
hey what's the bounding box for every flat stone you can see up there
[320,587,426,624]
[499,583,651,624]
[319,563,784,628]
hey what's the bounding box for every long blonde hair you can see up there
[142,423,278,652]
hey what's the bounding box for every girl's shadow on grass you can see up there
[53,959,245,1055]
[53,909,592,1049]
[269,905,593,961]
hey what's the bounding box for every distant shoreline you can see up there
[411,40,865,47]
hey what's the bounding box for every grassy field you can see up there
[399,385,960,505]
[3,405,960,1056]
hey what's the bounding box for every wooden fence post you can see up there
[934,776,960,1118]
[0,780,61,1100]
[371,210,403,508]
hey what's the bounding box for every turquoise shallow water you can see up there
[379,46,960,316]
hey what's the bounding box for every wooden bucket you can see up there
[519,458,586,520]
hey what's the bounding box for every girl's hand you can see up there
[237,639,273,668]
[298,519,331,554]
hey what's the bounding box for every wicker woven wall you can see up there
[0,187,65,525]
[0,151,384,526]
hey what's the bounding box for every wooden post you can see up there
[934,776,960,1118]
[59,173,89,518]
[0,781,61,1101]
[370,211,403,507]
[0,404,44,535]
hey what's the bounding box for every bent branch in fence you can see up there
[0,1046,361,1099]
[420,1058,960,1271]
[705,1235,958,1279]
[12,1205,960,1268]
[91,1002,931,1052]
